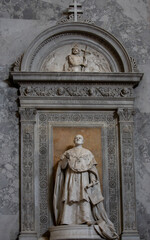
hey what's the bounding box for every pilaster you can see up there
[19,108,38,240]
[117,108,140,240]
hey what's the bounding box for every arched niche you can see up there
[20,23,133,73]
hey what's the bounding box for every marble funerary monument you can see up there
[11,1,143,240]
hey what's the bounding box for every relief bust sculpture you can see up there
[53,135,118,239]
[63,45,87,72]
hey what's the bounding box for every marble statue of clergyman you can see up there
[53,135,119,239]
[63,45,87,72]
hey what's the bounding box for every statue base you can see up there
[50,225,103,240]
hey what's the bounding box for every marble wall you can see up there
[0,0,150,239]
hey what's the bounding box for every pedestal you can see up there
[19,232,38,240]
[50,225,103,240]
[121,231,140,240]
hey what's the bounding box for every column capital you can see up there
[117,108,135,122]
[19,108,37,122]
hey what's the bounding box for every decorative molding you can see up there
[107,123,118,230]
[20,85,133,98]
[12,72,143,85]
[122,124,136,230]
[39,115,49,235]
[13,54,24,72]
[57,14,94,25]
[46,112,115,123]
[130,57,138,72]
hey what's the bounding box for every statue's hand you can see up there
[86,180,99,189]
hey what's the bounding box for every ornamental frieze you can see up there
[20,85,133,98]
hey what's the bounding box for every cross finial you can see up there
[68,0,83,22]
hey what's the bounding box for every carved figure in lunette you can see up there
[63,45,88,72]
[53,135,119,239]
[63,44,112,73]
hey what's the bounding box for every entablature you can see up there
[12,72,143,110]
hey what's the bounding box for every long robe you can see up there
[53,147,118,239]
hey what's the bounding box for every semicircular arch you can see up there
[21,23,132,73]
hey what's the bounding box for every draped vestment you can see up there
[53,147,118,240]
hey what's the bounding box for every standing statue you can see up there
[53,135,119,239]
[63,45,87,72]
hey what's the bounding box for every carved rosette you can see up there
[20,108,37,233]
[117,108,137,233]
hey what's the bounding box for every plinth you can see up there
[50,225,103,240]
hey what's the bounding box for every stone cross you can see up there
[68,0,83,22]
[81,46,91,57]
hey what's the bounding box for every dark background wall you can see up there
[0,0,150,239]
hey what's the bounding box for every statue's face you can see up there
[72,47,80,55]
[74,135,84,146]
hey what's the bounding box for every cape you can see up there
[62,147,97,172]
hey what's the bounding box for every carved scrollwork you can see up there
[130,57,138,72]
[39,118,49,234]
[22,124,35,231]
[107,124,118,230]
[13,54,24,72]
[121,123,136,230]
[57,14,94,25]
[118,108,137,231]
[20,85,133,98]
[40,112,116,123]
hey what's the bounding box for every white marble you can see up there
[50,225,103,240]
[53,135,118,239]
[40,44,112,72]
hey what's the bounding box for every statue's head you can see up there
[72,45,80,55]
[74,134,84,146]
